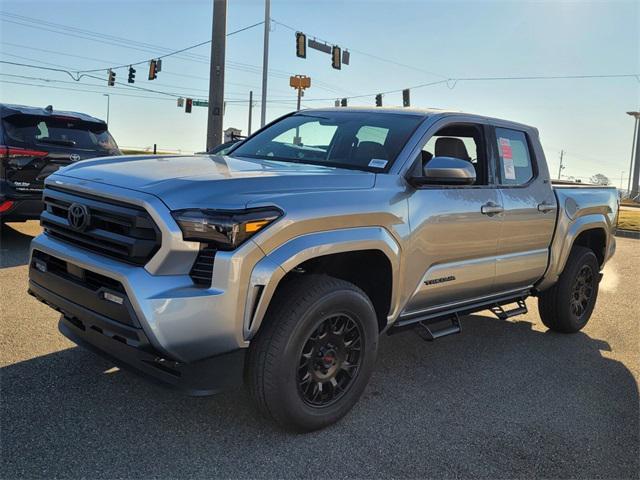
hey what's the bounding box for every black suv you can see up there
[0,104,121,222]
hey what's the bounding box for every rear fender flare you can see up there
[537,214,611,291]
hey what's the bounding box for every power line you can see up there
[76,20,265,73]
[0,13,350,95]
[0,79,301,109]
[0,73,250,98]
[1,42,296,94]
[299,73,640,103]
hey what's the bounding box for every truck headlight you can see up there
[171,208,282,250]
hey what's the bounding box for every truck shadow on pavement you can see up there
[2,314,638,479]
[0,222,36,268]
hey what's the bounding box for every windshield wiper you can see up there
[38,138,76,147]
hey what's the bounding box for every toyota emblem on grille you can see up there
[67,203,90,231]
[69,153,81,161]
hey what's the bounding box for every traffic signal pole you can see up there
[248,90,253,135]
[260,0,270,127]
[631,117,640,199]
[206,0,227,151]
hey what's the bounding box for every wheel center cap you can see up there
[322,350,336,368]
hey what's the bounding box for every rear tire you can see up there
[538,246,600,333]
[247,274,379,432]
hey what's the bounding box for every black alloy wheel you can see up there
[570,264,595,319]
[297,314,362,407]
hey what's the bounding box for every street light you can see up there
[626,111,640,199]
[103,94,110,126]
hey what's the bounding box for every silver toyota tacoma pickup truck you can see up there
[28,108,619,431]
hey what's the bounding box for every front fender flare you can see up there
[244,227,401,340]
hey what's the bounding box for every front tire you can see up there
[538,246,600,333]
[247,275,379,432]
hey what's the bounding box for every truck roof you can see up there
[302,107,538,134]
[0,103,106,125]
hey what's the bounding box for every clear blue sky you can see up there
[1,0,638,184]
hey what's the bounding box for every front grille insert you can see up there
[31,250,138,328]
[32,250,126,294]
[41,187,161,265]
[189,245,216,287]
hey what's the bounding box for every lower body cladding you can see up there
[27,234,247,396]
[0,197,43,222]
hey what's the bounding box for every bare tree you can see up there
[590,173,610,185]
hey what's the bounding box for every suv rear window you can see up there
[2,115,120,155]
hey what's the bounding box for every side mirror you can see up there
[411,156,476,186]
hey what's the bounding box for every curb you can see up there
[615,229,640,240]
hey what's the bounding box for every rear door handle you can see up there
[537,202,556,213]
[481,202,504,215]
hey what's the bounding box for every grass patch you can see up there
[618,209,640,231]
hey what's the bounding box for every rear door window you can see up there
[494,127,534,185]
[2,115,120,155]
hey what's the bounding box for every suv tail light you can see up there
[1,146,48,180]
[1,145,49,159]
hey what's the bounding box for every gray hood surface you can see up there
[56,154,376,209]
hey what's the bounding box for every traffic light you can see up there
[375,94,382,107]
[127,65,136,84]
[107,69,116,86]
[332,45,341,70]
[334,99,340,107]
[148,59,158,80]
[177,97,184,108]
[295,32,306,58]
[402,88,410,107]
[340,98,347,107]
[185,98,193,113]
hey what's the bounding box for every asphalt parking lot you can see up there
[1,221,638,479]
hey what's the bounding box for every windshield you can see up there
[230,111,424,171]
[2,115,121,155]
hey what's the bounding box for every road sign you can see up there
[192,100,209,107]
[308,39,331,54]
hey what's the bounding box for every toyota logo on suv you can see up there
[69,153,81,161]
[67,203,91,231]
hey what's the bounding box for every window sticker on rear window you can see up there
[499,137,516,180]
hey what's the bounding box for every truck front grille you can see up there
[41,187,161,266]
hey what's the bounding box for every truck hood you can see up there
[55,154,376,209]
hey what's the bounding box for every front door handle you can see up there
[481,202,504,215]
[537,202,557,213]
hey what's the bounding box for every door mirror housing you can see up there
[411,156,476,186]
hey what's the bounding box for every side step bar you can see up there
[490,298,528,320]
[414,313,461,341]
[390,289,531,335]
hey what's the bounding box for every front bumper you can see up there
[28,266,245,396]
[29,233,259,364]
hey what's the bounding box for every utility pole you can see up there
[103,94,110,125]
[627,111,640,199]
[260,0,270,127]
[206,0,227,151]
[248,90,253,136]
[557,150,565,180]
